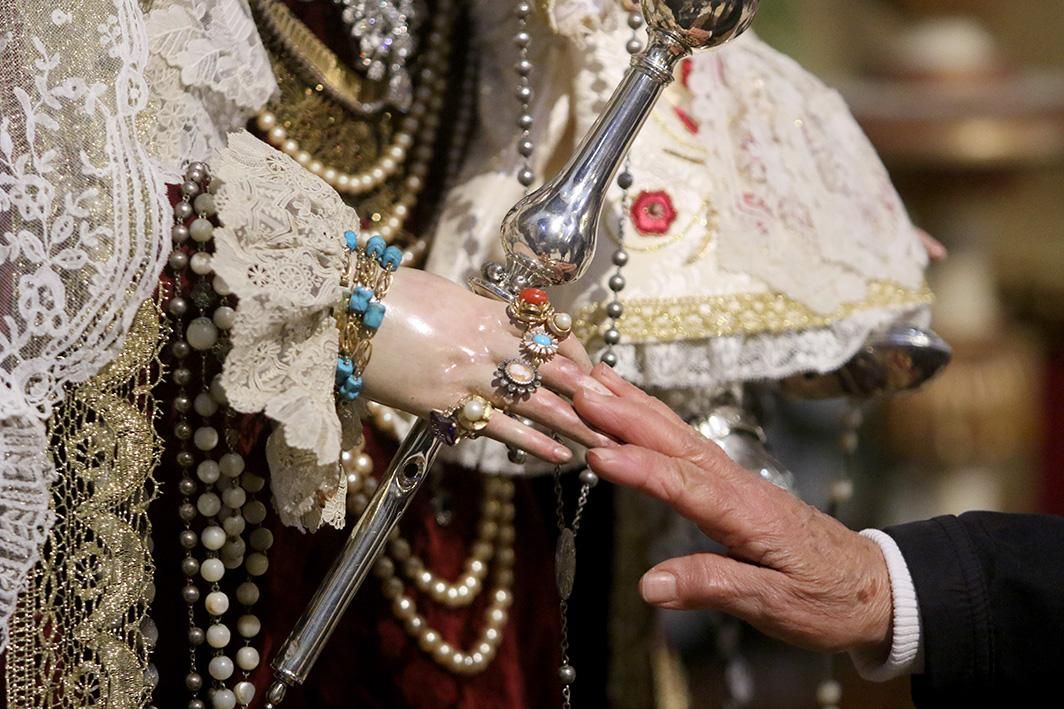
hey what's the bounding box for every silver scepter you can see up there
[265,2,759,704]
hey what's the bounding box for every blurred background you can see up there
[666,1,1064,706]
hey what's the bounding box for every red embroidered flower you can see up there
[680,58,693,88]
[630,190,677,235]
[673,106,699,134]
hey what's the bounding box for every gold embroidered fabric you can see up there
[573,281,934,346]
[251,0,390,116]
[6,301,165,708]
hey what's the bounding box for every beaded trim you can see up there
[334,231,404,401]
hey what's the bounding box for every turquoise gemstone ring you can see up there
[520,327,559,364]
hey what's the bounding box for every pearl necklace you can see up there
[167,163,270,709]
[374,477,515,676]
[254,0,455,243]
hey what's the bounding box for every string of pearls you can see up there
[256,0,455,243]
[387,478,509,609]
[514,1,536,188]
[374,477,516,676]
[815,405,863,709]
[167,164,270,709]
[599,6,644,369]
[342,403,515,675]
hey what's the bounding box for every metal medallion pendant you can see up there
[555,527,577,600]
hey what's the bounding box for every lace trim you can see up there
[5,300,163,707]
[0,0,169,652]
[143,0,277,179]
[688,35,929,315]
[212,130,360,531]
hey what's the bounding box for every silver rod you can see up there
[497,43,675,289]
[266,422,440,704]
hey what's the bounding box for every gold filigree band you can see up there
[573,281,934,345]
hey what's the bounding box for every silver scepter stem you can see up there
[266,2,758,704]
[266,424,440,699]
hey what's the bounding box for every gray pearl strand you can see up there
[168,163,266,709]
[514,1,536,188]
[168,163,209,709]
[599,9,643,370]
[599,165,630,370]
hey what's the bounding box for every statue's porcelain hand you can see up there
[363,268,615,463]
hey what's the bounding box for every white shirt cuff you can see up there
[848,529,924,681]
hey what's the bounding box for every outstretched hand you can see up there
[574,364,893,657]
[362,268,614,464]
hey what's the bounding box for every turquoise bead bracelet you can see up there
[334,229,405,402]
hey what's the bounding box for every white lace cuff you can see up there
[850,529,924,681]
[212,130,362,531]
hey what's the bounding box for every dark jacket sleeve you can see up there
[884,512,1064,707]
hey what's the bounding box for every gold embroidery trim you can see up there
[6,300,165,708]
[573,281,934,345]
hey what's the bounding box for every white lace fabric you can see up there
[142,0,277,181]
[212,130,358,531]
[687,36,927,315]
[0,0,170,652]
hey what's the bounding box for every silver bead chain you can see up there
[551,464,600,708]
[599,158,630,370]
[514,2,535,188]
[600,8,643,368]
[537,4,643,705]
[167,164,268,709]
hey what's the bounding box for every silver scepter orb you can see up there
[474,0,759,298]
[642,0,760,52]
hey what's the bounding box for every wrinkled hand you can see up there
[574,364,893,657]
[363,268,614,463]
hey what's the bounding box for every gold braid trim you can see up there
[573,281,934,345]
[6,300,165,708]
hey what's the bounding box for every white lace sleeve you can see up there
[0,0,169,650]
[211,130,360,531]
[143,0,277,180]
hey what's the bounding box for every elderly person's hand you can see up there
[574,364,893,658]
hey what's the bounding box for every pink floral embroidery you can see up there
[630,190,677,235]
